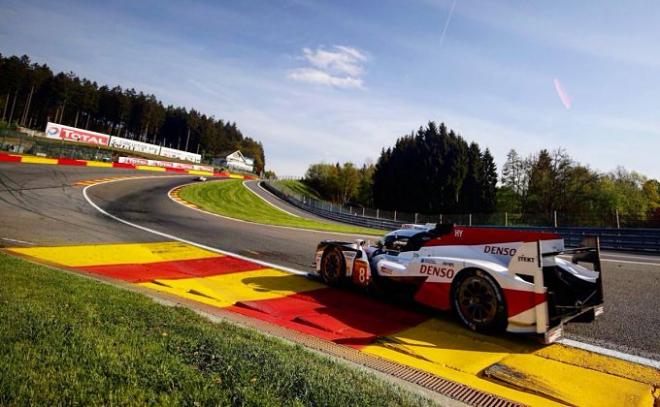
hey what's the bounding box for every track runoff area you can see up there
[1,173,657,406]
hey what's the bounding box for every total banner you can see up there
[118,157,213,172]
[159,146,201,163]
[44,122,111,146]
[109,136,161,155]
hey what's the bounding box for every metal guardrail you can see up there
[262,181,660,253]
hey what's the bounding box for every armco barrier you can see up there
[261,181,660,253]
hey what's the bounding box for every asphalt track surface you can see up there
[1,163,658,361]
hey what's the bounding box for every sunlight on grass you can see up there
[178,180,383,235]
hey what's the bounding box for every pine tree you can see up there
[480,149,498,213]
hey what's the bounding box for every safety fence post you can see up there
[505,212,508,226]
[376,209,380,219]
[616,209,620,229]
[553,211,558,228]
[362,207,365,217]
[394,210,397,222]
[469,213,472,226]
[414,213,418,223]
[439,214,443,224]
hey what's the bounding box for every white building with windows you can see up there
[213,150,254,173]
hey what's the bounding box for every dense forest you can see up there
[302,121,660,225]
[304,122,497,214]
[372,122,497,214]
[0,54,264,172]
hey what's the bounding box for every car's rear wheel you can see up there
[452,270,507,332]
[320,247,346,286]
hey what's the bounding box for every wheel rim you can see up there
[323,251,342,281]
[457,276,498,325]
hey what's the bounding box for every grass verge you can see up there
[0,252,433,406]
[178,180,384,235]
[275,180,322,200]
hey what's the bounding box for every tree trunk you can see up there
[21,85,35,126]
[2,92,9,120]
[73,110,80,128]
[60,100,67,124]
[8,91,18,124]
[85,113,91,129]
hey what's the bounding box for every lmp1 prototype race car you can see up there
[313,224,604,342]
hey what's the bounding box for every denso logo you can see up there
[484,245,517,256]
[420,264,455,278]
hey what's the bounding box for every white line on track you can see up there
[243,180,301,218]
[82,177,660,369]
[558,338,660,369]
[2,237,34,245]
[83,182,307,276]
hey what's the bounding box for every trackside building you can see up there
[213,150,254,173]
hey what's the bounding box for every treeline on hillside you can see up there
[304,122,497,214]
[304,163,375,206]
[301,121,660,225]
[0,54,264,172]
[499,149,660,224]
[373,122,497,214]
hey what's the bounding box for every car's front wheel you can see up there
[320,247,346,286]
[452,269,507,332]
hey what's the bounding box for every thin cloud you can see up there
[288,68,363,88]
[289,45,368,89]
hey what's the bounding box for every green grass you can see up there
[276,180,322,200]
[0,253,433,406]
[179,180,383,235]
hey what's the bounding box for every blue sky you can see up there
[1,0,658,177]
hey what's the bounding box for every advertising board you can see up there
[118,157,213,172]
[44,122,111,146]
[159,146,201,163]
[109,136,161,155]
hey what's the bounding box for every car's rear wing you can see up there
[508,237,603,340]
[543,236,603,308]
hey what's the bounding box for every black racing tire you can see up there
[320,247,346,286]
[452,269,507,332]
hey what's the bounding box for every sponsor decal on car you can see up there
[419,264,455,278]
[517,255,536,263]
[484,245,517,256]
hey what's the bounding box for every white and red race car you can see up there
[314,224,604,343]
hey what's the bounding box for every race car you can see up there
[313,224,604,343]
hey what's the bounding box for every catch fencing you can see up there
[262,181,660,253]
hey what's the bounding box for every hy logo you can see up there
[46,126,59,136]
